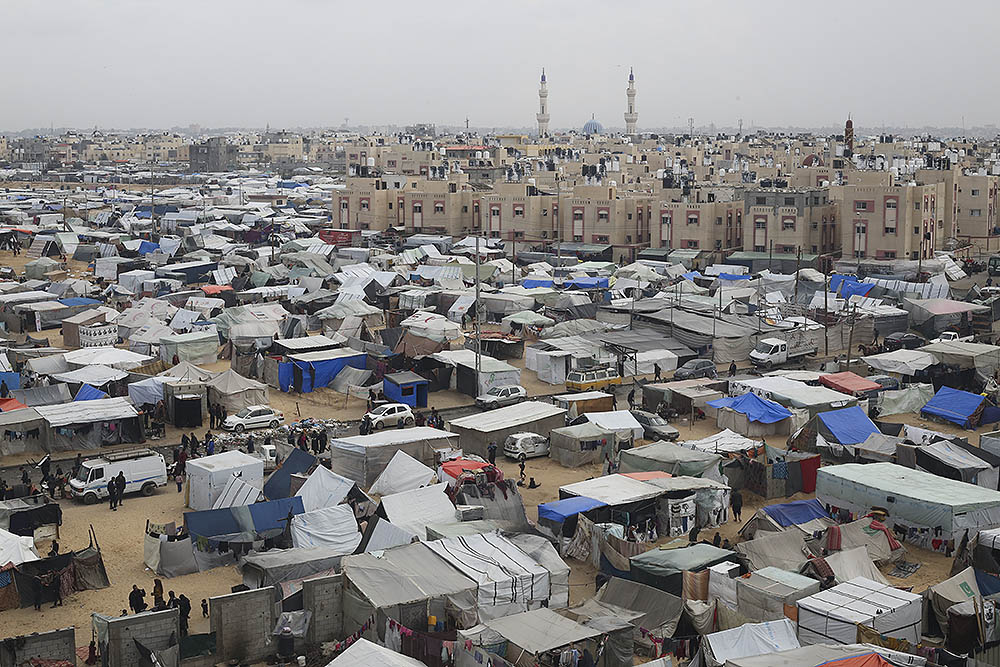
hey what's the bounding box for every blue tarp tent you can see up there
[185,496,305,539]
[522,278,554,288]
[829,274,874,298]
[74,384,108,401]
[921,386,987,428]
[762,499,830,527]
[564,277,609,289]
[138,241,160,255]
[682,271,703,281]
[538,496,607,523]
[0,372,21,391]
[263,448,316,499]
[58,297,100,308]
[718,273,752,281]
[707,392,792,423]
[816,405,880,445]
[383,371,428,408]
[283,349,367,393]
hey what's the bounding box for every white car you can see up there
[364,403,414,429]
[222,405,284,432]
[476,385,528,409]
[503,432,549,459]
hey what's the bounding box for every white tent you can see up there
[290,504,362,553]
[205,369,269,411]
[186,451,264,511]
[295,465,356,512]
[378,484,458,539]
[211,475,263,509]
[796,577,922,645]
[425,532,550,617]
[63,347,153,370]
[51,364,128,386]
[368,450,437,496]
[581,410,643,442]
[327,639,426,667]
[703,618,800,667]
[127,376,178,406]
[0,527,40,566]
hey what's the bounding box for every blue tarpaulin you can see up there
[538,496,607,523]
[58,297,100,307]
[682,271,703,281]
[976,569,1000,597]
[0,372,20,391]
[828,274,854,292]
[706,392,792,423]
[185,496,304,539]
[718,273,752,281]
[263,448,316,499]
[138,241,160,255]
[762,499,830,527]
[564,277,609,289]
[817,405,880,444]
[829,274,874,298]
[74,384,108,401]
[290,352,366,393]
[921,386,987,428]
[522,278,554,288]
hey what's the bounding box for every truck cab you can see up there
[989,255,1000,276]
[69,448,168,505]
[749,337,788,368]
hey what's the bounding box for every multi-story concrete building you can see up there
[833,182,945,261]
[189,137,239,172]
[743,188,838,256]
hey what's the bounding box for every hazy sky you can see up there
[3,0,999,132]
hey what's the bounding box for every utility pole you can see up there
[768,239,773,273]
[794,245,801,302]
[474,234,481,388]
[846,303,858,371]
[824,271,830,357]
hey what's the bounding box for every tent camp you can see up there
[159,330,218,365]
[735,529,811,571]
[920,386,987,428]
[740,499,834,540]
[549,422,617,468]
[205,369,268,412]
[788,405,880,458]
[447,401,566,458]
[618,441,722,478]
[507,533,571,609]
[537,496,608,543]
[326,639,426,667]
[816,462,1000,551]
[329,427,457,487]
[239,546,348,588]
[700,618,800,667]
[708,392,793,437]
[289,504,362,552]
[796,577,922,645]
[368,450,437,496]
[143,522,198,578]
[479,608,611,666]
[294,465,358,512]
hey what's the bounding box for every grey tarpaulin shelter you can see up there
[447,401,567,458]
[341,542,479,642]
[289,504,362,552]
[0,407,46,456]
[507,533,570,610]
[549,422,617,468]
[480,608,606,666]
[377,484,458,539]
[35,397,143,452]
[734,567,821,622]
[205,369,268,412]
[618,441,722,478]
[329,427,457,487]
[143,521,198,578]
[570,576,683,655]
[239,546,349,588]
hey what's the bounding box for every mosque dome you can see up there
[582,117,604,134]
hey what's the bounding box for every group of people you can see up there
[180,430,217,457]
[207,402,229,429]
[107,470,127,511]
[127,581,205,636]
[414,407,444,429]
[291,428,327,455]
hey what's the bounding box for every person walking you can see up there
[0,380,9,399]
[167,591,178,609]
[731,489,743,522]
[627,388,635,410]
[688,522,700,544]
[729,360,737,377]
[518,453,527,486]
[208,403,216,429]
[152,579,164,609]
[108,477,118,511]
[487,441,497,465]
[128,585,146,614]
[712,531,722,547]
[653,363,661,381]
[178,595,192,637]
[610,392,618,410]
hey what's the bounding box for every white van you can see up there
[69,448,168,504]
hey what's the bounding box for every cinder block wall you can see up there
[106,609,180,667]
[0,627,76,667]
[302,574,342,643]
[210,587,276,664]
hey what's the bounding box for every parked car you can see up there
[476,385,528,409]
[866,375,900,392]
[503,432,550,459]
[673,359,718,380]
[631,410,680,441]
[883,331,926,351]
[930,331,974,344]
[70,448,168,505]
[565,366,622,392]
[363,403,414,429]
[222,405,284,432]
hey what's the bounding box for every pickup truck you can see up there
[930,331,974,344]
[749,336,817,369]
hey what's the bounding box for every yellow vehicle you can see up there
[565,366,623,392]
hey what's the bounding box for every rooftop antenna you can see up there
[466,117,470,130]
[688,117,694,137]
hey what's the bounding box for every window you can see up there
[513,206,524,217]
[593,235,609,243]
[597,210,609,221]
[388,202,393,209]
[514,231,524,239]
[811,221,818,229]
[885,200,897,209]
[781,219,795,231]
[627,213,633,220]
[685,240,699,249]
[573,235,583,242]
[360,200,369,211]
[491,231,501,238]
[754,245,765,252]
[661,214,671,225]
[784,197,795,206]
[914,226,920,235]
[855,201,869,211]
[687,214,698,225]
[811,245,818,253]
[340,201,348,210]
[755,196,766,205]
[813,196,821,205]
[971,209,983,217]
[434,203,445,214]
[413,203,422,213]
[462,205,468,213]
[914,202,920,211]
[881,250,897,259]
[754,220,766,229]
[973,189,981,196]
[715,217,723,225]
[573,211,584,221]
[884,225,895,234]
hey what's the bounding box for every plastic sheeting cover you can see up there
[817,406,880,445]
[707,393,792,424]
[290,504,362,553]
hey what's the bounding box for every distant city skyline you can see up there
[2,0,999,131]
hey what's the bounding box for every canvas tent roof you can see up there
[763,499,830,528]
[51,364,128,385]
[820,372,881,396]
[205,369,266,394]
[570,576,684,645]
[630,544,736,594]
[861,349,938,375]
[618,441,722,477]
[294,465,356,512]
[683,429,761,455]
[796,577,922,645]
[703,618,800,667]
[368,450,436,496]
[378,484,457,539]
[735,529,810,571]
[326,638,426,667]
[63,347,152,370]
[559,474,662,505]
[158,360,218,382]
[482,608,601,655]
[447,401,566,433]
[921,386,986,428]
[707,393,792,424]
[289,504,362,553]
[538,496,607,523]
[0,527,40,566]
[34,397,137,426]
[816,405,880,445]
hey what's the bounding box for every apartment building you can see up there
[334,174,477,235]
[653,189,744,257]
[833,183,945,260]
[743,188,838,256]
[557,185,654,262]
[916,167,1000,252]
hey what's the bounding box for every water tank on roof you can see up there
[367,157,375,167]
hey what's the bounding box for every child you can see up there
[201,598,209,618]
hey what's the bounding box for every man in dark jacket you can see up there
[115,472,127,508]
